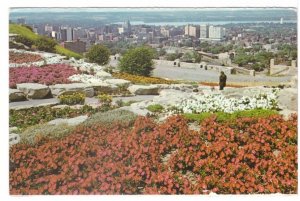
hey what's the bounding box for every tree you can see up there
[118,46,155,76]
[34,36,57,52]
[86,44,111,65]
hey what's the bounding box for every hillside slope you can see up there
[9,24,83,59]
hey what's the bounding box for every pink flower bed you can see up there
[9,64,79,88]
[9,52,43,64]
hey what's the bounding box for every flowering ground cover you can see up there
[9,105,112,130]
[112,72,179,85]
[9,52,43,64]
[169,90,278,114]
[9,64,79,88]
[9,114,297,194]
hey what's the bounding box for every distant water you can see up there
[115,20,297,26]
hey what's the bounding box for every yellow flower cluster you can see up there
[97,94,113,106]
[112,72,179,85]
[58,92,86,105]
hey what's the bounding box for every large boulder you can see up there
[9,133,21,146]
[128,85,159,95]
[50,83,94,97]
[105,79,131,88]
[96,71,112,80]
[48,115,88,126]
[89,82,118,95]
[9,89,27,102]
[17,83,50,99]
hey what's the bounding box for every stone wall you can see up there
[270,59,297,76]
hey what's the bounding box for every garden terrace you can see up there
[9,114,297,194]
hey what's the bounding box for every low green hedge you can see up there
[183,109,279,123]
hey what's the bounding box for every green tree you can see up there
[34,36,57,52]
[86,44,111,65]
[118,46,155,76]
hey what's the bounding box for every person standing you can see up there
[219,71,227,90]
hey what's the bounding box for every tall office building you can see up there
[209,26,226,40]
[185,25,200,38]
[123,20,131,34]
[200,24,209,39]
[45,24,53,32]
[66,27,73,41]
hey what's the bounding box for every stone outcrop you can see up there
[50,83,94,97]
[105,79,131,88]
[128,85,159,95]
[88,82,118,95]
[96,71,112,80]
[9,89,27,102]
[9,133,21,146]
[17,83,50,99]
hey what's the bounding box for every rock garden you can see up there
[9,48,297,195]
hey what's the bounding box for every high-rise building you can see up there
[160,27,170,37]
[66,27,73,41]
[200,24,209,39]
[208,26,226,40]
[123,20,131,34]
[60,28,67,41]
[185,25,200,38]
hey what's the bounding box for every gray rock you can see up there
[9,127,19,133]
[96,71,112,80]
[48,115,88,126]
[9,89,27,102]
[50,83,94,97]
[9,133,21,146]
[17,83,50,99]
[128,85,159,95]
[105,79,131,88]
[89,82,118,95]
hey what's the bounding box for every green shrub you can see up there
[55,45,83,59]
[86,44,111,65]
[146,104,164,113]
[118,46,155,76]
[20,123,76,145]
[183,109,279,123]
[84,109,137,127]
[58,92,86,105]
[14,35,34,47]
[34,36,57,52]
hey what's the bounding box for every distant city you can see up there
[9,8,297,72]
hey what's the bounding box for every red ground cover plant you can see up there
[9,114,297,195]
[9,64,79,88]
[9,52,43,64]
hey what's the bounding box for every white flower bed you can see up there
[68,74,104,84]
[169,90,279,114]
[68,58,104,72]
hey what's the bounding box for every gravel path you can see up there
[108,59,294,84]
[152,64,294,83]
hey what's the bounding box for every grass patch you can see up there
[9,24,82,59]
[20,123,76,145]
[183,109,279,123]
[146,104,164,113]
[55,45,83,59]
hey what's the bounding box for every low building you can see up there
[61,39,86,54]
